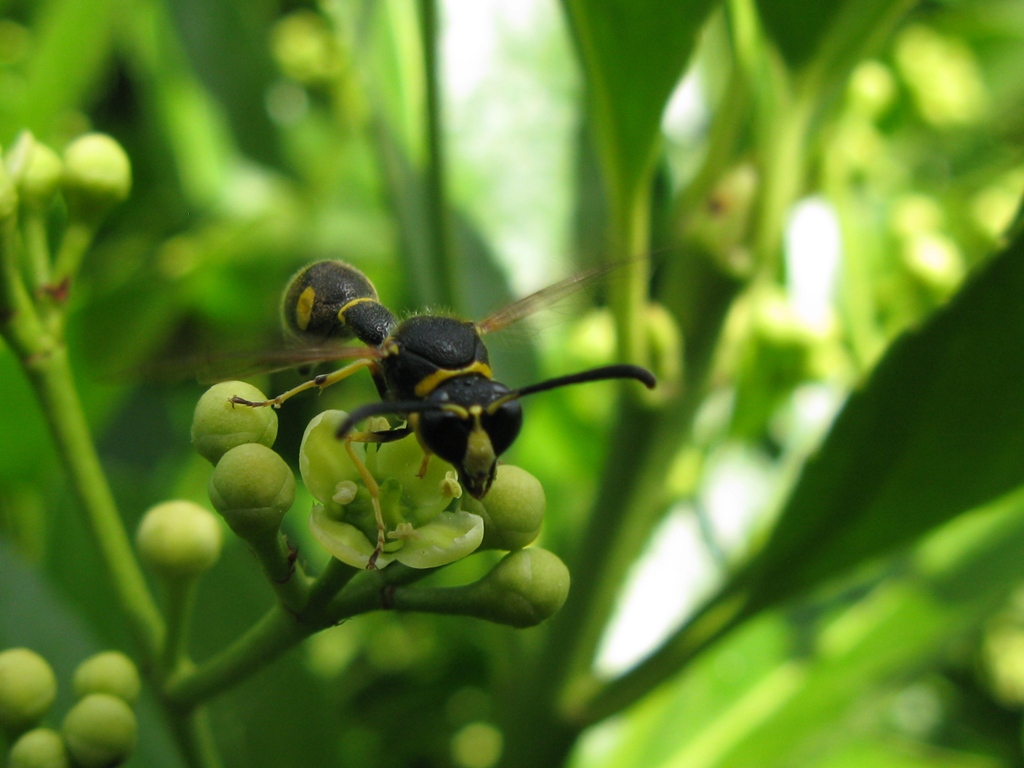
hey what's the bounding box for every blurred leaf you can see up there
[3,0,117,142]
[118,0,237,207]
[165,0,282,169]
[585,227,1024,725]
[592,494,1024,768]
[561,0,718,202]
[738,227,1024,614]
[754,0,916,75]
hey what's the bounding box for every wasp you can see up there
[230,260,654,561]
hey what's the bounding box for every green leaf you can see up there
[754,0,916,75]
[591,494,1024,768]
[4,0,117,141]
[562,0,718,202]
[740,228,1024,614]
[581,229,1024,726]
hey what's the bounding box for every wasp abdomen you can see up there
[281,260,397,346]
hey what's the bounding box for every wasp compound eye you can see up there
[481,399,522,457]
[418,409,471,468]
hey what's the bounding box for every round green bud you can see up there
[0,648,57,734]
[468,465,545,551]
[73,652,141,705]
[6,132,62,210]
[470,548,570,628]
[61,133,131,223]
[208,443,295,539]
[61,694,136,768]
[8,727,70,768]
[191,381,278,465]
[136,500,223,580]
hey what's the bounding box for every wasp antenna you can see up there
[335,399,443,438]
[487,364,655,414]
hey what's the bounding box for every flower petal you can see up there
[309,503,395,569]
[395,509,484,568]
[299,411,364,505]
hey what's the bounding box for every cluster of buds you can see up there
[188,382,570,628]
[0,131,131,302]
[0,648,140,768]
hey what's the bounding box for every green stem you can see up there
[164,606,310,707]
[21,208,52,295]
[247,533,311,614]
[161,579,198,677]
[163,560,413,707]
[0,217,47,353]
[52,219,96,286]
[305,556,359,611]
[417,0,457,309]
[166,706,224,768]
[750,90,814,274]
[23,345,164,662]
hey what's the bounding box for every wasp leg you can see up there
[417,452,431,479]
[230,358,377,408]
[343,427,413,569]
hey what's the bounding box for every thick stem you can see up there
[246,532,311,614]
[21,208,52,295]
[417,0,457,309]
[161,579,199,678]
[52,219,96,286]
[166,706,225,768]
[164,606,310,707]
[23,345,164,662]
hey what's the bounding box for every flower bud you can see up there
[468,548,570,627]
[72,652,141,705]
[8,727,69,768]
[467,465,544,551]
[61,133,131,223]
[208,443,295,539]
[61,694,136,768]
[0,648,57,734]
[391,548,570,627]
[191,381,279,465]
[136,500,223,580]
[6,132,62,211]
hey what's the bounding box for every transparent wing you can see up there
[130,343,382,385]
[475,260,631,336]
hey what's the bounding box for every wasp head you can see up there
[416,377,523,499]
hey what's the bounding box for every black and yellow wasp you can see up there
[230,260,656,502]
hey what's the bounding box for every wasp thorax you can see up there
[418,377,523,499]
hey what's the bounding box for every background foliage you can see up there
[1,0,1023,766]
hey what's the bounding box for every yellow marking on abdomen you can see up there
[295,286,316,331]
[337,296,376,324]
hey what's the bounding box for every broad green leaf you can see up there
[739,226,1024,614]
[587,494,1024,768]
[714,497,1024,767]
[562,0,718,203]
[583,226,1024,725]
